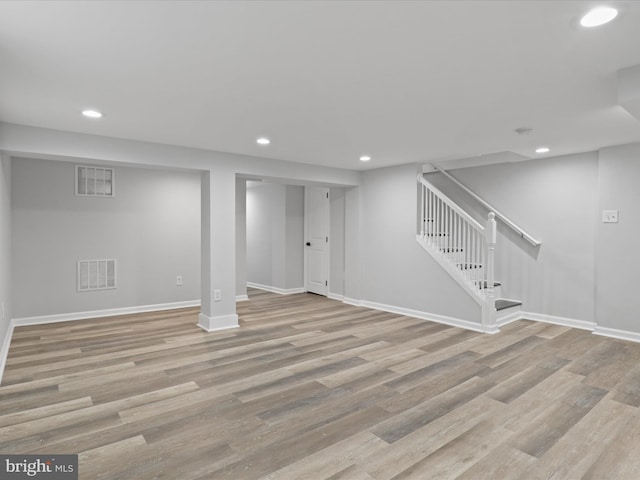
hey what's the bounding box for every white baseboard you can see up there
[496,309,523,327]
[197,313,239,332]
[518,311,595,331]
[344,297,488,333]
[236,294,249,302]
[343,297,362,307]
[593,326,640,344]
[12,300,202,328]
[327,292,344,302]
[247,282,305,295]
[0,322,15,385]
[342,298,609,338]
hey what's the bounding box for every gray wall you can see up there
[12,157,201,318]
[285,186,304,289]
[235,177,247,298]
[0,154,11,346]
[329,188,346,297]
[358,163,480,322]
[427,152,598,323]
[596,143,640,332]
[246,183,304,290]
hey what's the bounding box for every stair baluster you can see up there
[416,174,499,332]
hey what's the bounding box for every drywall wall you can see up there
[247,183,278,287]
[344,186,363,302]
[0,122,359,328]
[246,182,304,291]
[0,154,12,368]
[359,163,480,322]
[236,177,247,299]
[0,123,360,188]
[329,188,346,297]
[427,151,598,323]
[596,143,640,332]
[285,185,304,289]
[11,157,201,318]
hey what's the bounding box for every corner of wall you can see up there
[0,320,14,385]
[0,153,13,385]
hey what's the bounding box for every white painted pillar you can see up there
[343,185,362,303]
[235,177,248,301]
[199,169,239,332]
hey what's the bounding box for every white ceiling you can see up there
[1,0,640,171]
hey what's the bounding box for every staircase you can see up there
[416,173,522,332]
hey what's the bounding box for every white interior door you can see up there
[305,187,330,296]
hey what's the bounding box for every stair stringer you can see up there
[416,234,498,333]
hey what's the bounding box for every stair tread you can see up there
[495,299,522,311]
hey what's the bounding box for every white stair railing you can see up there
[417,174,497,331]
[431,165,540,246]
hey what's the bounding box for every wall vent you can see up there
[77,259,116,291]
[76,165,114,197]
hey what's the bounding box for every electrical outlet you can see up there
[176,275,183,286]
[602,210,619,223]
[214,289,222,302]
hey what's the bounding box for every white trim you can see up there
[496,309,522,327]
[519,311,595,331]
[0,321,15,384]
[343,297,363,307]
[236,294,249,302]
[12,300,201,327]
[247,282,305,295]
[593,326,640,344]
[197,313,239,332]
[327,292,344,302]
[343,297,493,334]
[416,235,485,305]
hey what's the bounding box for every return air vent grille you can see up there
[77,259,116,291]
[76,165,114,197]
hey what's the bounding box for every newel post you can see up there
[483,212,497,331]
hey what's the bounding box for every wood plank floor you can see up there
[3,289,640,479]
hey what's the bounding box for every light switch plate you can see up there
[602,210,619,223]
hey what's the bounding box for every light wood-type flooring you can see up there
[3,289,640,479]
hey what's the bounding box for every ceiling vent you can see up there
[76,165,114,197]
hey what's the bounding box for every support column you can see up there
[199,169,239,332]
[235,177,248,301]
[343,185,362,304]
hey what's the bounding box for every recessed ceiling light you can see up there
[256,137,270,145]
[580,6,618,27]
[82,109,103,118]
[535,147,550,154]
[359,155,371,162]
